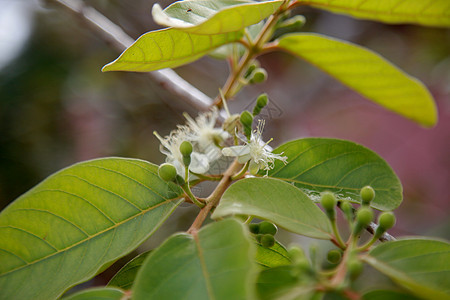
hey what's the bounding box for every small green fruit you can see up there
[249,68,268,84]
[341,201,353,219]
[378,212,396,230]
[260,234,275,248]
[360,186,375,205]
[158,163,177,182]
[179,141,193,157]
[356,207,374,228]
[327,249,342,264]
[258,221,277,236]
[240,110,253,138]
[249,223,260,234]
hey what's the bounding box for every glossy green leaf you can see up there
[277,33,437,127]
[152,0,283,35]
[257,265,316,300]
[299,0,450,27]
[364,238,450,300]
[363,290,420,300]
[132,219,256,300]
[265,138,402,211]
[0,158,183,300]
[63,287,124,300]
[102,29,242,72]
[107,251,150,290]
[213,178,333,239]
[255,240,291,269]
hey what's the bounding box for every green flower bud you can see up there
[353,207,374,236]
[378,212,396,230]
[249,223,260,234]
[258,221,277,236]
[321,192,336,220]
[360,186,375,205]
[288,246,306,264]
[244,62,259,78]
[341,201,353,220]
[158,163,177,182]
[277,15,306,30]
[180,141,193,157]
[327,249,342,264]
[260,234,275,248]
[347,259,363,280]
[249,68,268,84]
[240,110,253,138]
[356,207,374,227]
[321,192,336,211]
[256,93,269,108]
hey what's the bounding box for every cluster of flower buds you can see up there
[249,221,278,248]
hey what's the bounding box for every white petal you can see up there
[190,152,210,174]
[237,153,252,164]
[249,160,260,175]
[222,146,250,157]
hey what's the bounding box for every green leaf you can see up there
[102,28,242,72]
[212,178,333,239]
[299,0,450,27]
[363,290,420,300]
[0,158,183,300]
[277,33,437,127]
[257,265,316,300]
[364,238,450,300]
[132,219,256,300]
[265,138,402,211]
[107,251,151,290]
[152,0,283,35]
[255,239,291,269]
[63,287,124,300]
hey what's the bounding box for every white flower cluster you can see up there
[154,108,229,177]
[222,120,288,175]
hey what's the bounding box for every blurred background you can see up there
[0,0,449,289]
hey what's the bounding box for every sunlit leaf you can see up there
[0,158,183,300]
[63,287,124,300]
[277,33,437,127]
[364,238,450,300]
[132,219,256,300]
[265,138,402,211]
[298,0,450,27]
[107,251,151,290]
[152,0,283,35]
[102,28,242,72]
[255,240,291,269]
[213,178,332,239]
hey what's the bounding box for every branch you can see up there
[52,0,213,112]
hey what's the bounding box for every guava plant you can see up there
[1,0,449,299]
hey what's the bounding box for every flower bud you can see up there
[341,200,353,220]
[353,207,373,236]
[249,68,267,84]
[378,212,396,230]
[360,186,375,205]
[249,223,259,234]
[244,62,259,78]
[253,93,269,116]
[158,163,177,182]
[179,141,193,157]
[260,234,275,248]
[258,221,277,236]
[240,110,253,138]
[347,259,363,280]
[327,249,342,264]
[321,192,336,220]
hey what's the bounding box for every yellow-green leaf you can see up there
[0,158,183,300]
[277,33,437,127]
[102,28,242,72]
[298,0,450,27]
[152,0,283,35]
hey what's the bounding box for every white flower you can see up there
[154,129,209,177]
[222,120,287,175]
[183,107,230,161]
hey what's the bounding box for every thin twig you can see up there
[52,0,213,112]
